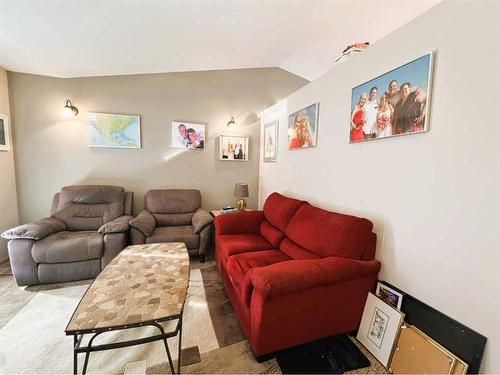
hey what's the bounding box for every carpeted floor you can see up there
[0,258,387,374]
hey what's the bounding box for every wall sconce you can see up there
[62,99,79,117]
[227,116,238,129]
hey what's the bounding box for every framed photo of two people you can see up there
[350,52,434,143]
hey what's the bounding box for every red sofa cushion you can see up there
[259,221,285,248]
[279,238,320,260]
[285,204,374,259]
[227,250,291,289]
[217,234,273,264]
[262,192,306,231]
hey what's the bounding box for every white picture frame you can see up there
[0,113,10,151]
[376,282,404,310]
[219,135,249,161]
[288,102,319,150]
[357,292,405,367]
[171,121,206,150]
[263,120,278,162]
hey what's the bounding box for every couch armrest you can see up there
[214,210,265,235]
[1,217,66,240]
[248,257,381,300]
[192,208,214,234]
[98,215,133,234]
[129,210,156,237]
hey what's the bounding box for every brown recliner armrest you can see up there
[98,215,133,234]
[129,210,156,237]
[1,217,66,240]
[192,208,213,234]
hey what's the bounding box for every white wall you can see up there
[0,68,19,262]
[259,1,499,373]
[8,68,306,222]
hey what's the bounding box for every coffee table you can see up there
[65,242,190,375]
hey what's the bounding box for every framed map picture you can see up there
[0,113,10,151]
[263,120,278,162]
[171,121,205,150]
[88,112,141,149]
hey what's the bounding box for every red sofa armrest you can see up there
[247,257,380,301]
[214,210,265,235]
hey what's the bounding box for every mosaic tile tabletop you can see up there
[66,242,190,333]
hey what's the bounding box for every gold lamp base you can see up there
[235,198,247,211]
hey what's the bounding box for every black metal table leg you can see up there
[73,335,78,375]
[177,317,182,374]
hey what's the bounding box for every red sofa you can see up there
[214,192,381,357]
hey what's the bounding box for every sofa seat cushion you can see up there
[32,231,104,263]
[217,234,274,264]
[147,226,199,249]
[227,250,291,289]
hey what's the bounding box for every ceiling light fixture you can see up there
[62,99,79,117]
[226,116,238,129]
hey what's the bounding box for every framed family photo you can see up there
[357,292,405,367]
[0,113,10,151]
[350,52,434,143]
[172,121,205,150]
[288,103,319,150]
[263,120,278,162]
[219,135,249,161]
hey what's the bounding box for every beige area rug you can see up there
[0,262,275,374]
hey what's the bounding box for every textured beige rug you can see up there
[0,260,385,374]
[0,262,275,374]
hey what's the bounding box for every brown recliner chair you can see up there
[1,185,133,286]
[129,189,213,262]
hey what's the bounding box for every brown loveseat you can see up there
[129,189,213,262]
[1,185,133,286]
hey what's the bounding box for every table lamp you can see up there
[234,183,249,211]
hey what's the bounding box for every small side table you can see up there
[210,209,251,218]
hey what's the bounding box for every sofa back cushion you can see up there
[259,221,285,248]
[284,204,374,260]
[53,185,125,231]
[146,189,201,214]
[153,212,194,227]
[262,192,306,231]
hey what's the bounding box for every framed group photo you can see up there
[288,102,319,150]
[171,121,205,150]
[219,135,249,161]
[350,52,433,143]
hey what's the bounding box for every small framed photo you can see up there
[357,292,405,367]
[288,102,319,150]
[172,121,205,150]
[263,120,278,162]
[376,281,403,310]
[219,135,249,161]
[0,113,11,151]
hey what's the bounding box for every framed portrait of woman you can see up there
[288,103,319,150]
